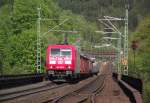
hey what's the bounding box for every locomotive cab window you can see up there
[50,48,60,56]
[61,49,71,56]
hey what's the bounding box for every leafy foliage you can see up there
[130,16,150,103]
[56,0,150,30]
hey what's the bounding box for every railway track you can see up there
[90,76,106,103]
[0,75,99,103]
[0,82,68,102]
[1,62,140,103]
[41,62,110,103]
[44,74,106,103]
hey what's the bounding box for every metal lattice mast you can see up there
[97,17,123,75]
[123,5,129,75]
[118,32,122,76]
[36,7,41,73]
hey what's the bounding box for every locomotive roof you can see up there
[48,44,75,48]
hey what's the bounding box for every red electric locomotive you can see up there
[45,44,97,81]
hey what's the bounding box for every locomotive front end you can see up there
[46,45,75,80]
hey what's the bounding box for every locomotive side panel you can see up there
[74,50,80,74]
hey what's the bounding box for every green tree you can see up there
[130,16,150,103]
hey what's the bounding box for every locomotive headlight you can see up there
[49,61,56,64]
[65,61,71,64]
[66,70,72,75]
[48,70,54,74]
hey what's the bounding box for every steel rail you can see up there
[0,83,68,102]
[48,75,106,103]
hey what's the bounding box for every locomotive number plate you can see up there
[58,61,63,64]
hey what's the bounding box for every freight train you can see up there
[45,44,99,81]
